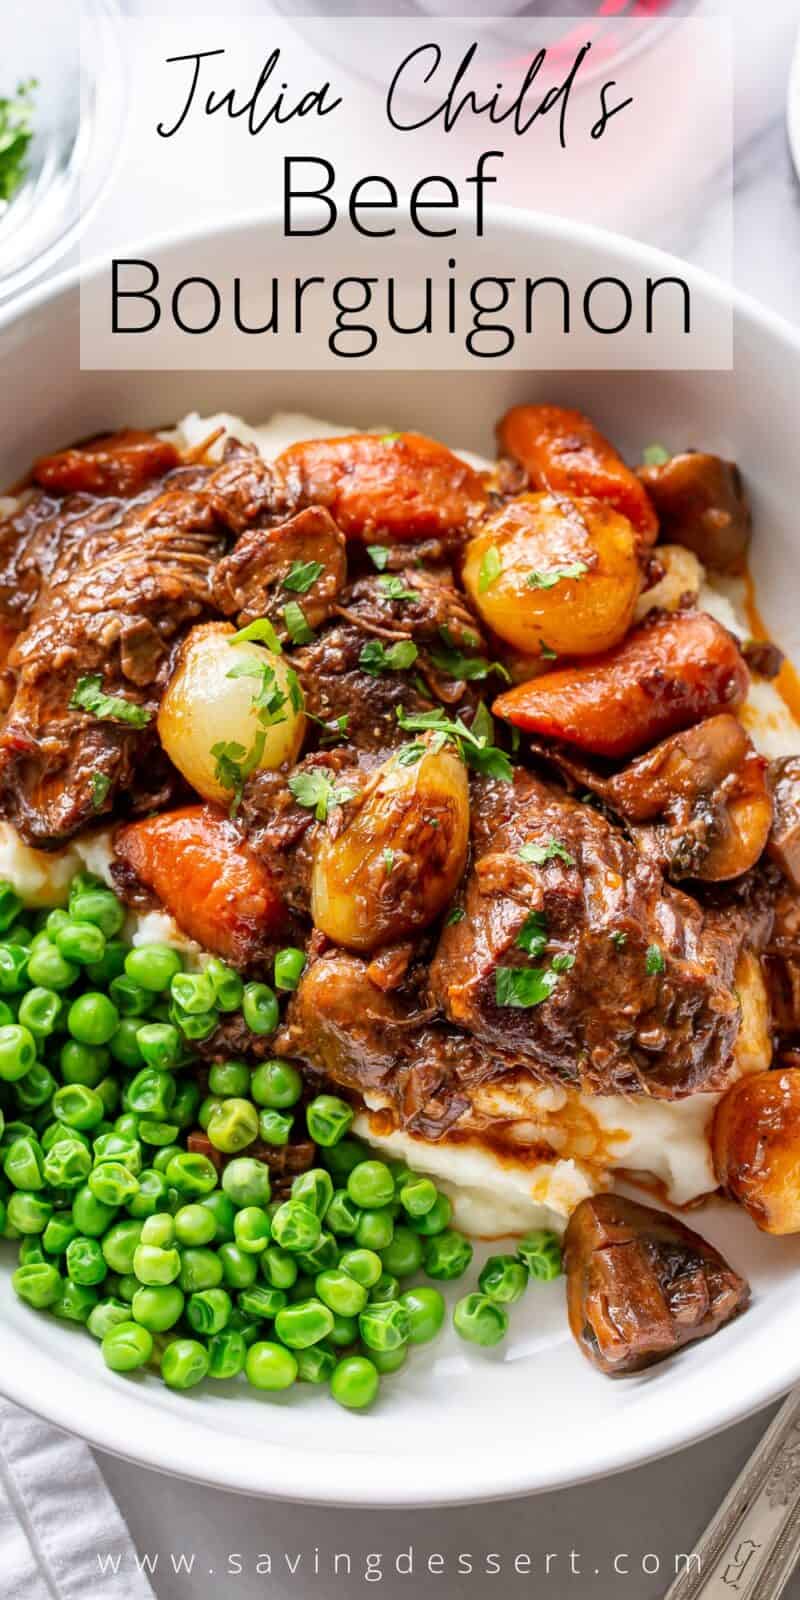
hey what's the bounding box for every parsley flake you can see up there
[0,80,37,204]
[395,706,512,782]
[229,617,282,653]
[478,545,502,593]
[610,931,628,951]
[446,906,466,926]
[429,629,509,684]
[288,770,356,822]
[70,675,151,730]
[495,966,558,1009]
[516,911,548,959]
[527,562,589,591]
[378,575,419,603]
[646,944,665,975]
[366,545,390,571]
[226,658,288,727]
[642,443,670,467]
[383,849,395,874]
[396,742,427,767]
[518,839,576,868]
[211,732,266,815]
[283,601,315,645]
[90,772,111,810]
[359,639,418,675]
[283,560,324,594]
[539,640,558,661]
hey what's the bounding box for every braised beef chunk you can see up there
[428,770,743,1098]
[564,1194,750,1375]
[211,506,347,634]
[277,949,495,1138]
[638,452,751,572]
[0,442,285,848]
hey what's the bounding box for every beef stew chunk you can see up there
[564,1193,750,1375]
[210,505,347,635]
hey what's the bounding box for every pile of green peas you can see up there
[0,871,563,1409]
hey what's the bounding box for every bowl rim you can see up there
[1,205,800,1506]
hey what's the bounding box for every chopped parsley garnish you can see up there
[478,545,501,593]
[359,639,418,675]
[283,601,315,645]
[383,849,395,874]
[642,443,670,467]
[646,944,665,975]
[516,911,548,959]
[446,906,466,926]
[539,640,558,661]
[90,773,111,810]
[0,80,36,204]
[495,966,558,1009]
[229,617,282,652]
[429,628,510,684]
[211,733,266,815]
[288,770,356,822]
[611,931,628,951]
[366,545,390,571]
[518,838,576,867]
[380,432,402,444]
[377,575,419,603]
[283,560,324,594]
[551,952,575,973]
[396,742,427,767]
[307,711,349,746]
[226,658,288,726]
[395,706,512,782]
[526,562,589,591]
[70,675,151,729]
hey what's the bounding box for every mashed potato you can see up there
[0,412,791,1237]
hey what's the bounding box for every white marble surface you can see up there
[13,2,800,1595]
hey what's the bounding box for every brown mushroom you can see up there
[564,1193,750,1376]
[712,1067,800,1234]
[638,452,751,572]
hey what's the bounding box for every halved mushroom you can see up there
[564,1192,750,1376]
[712,1067,800,1235]
[638,451,751,572]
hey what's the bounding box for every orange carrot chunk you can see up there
[493,612,749,759]
[498,404,659,545]
[33,430,181,498]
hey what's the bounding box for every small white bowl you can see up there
[1,211,799,1506]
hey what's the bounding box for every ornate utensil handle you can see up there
[665,1389,800,1600]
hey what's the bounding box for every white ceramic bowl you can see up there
[1,213,800,1507]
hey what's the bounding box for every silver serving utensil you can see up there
[665,1389,800,1600]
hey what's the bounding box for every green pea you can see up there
[200,1191,236,1242]
[370,1343,408,1376]
[42,1214,78,1255]
[136,1023,181,1072]
[52,1280,99,1324]
[242,982,279,1036]
[322,1138,375,1182]
[152,1144,183,1175]
[42,1139,91,1189]
[330,1355,379,1410]
[18,986,61,1040]
[140,1212,175,1248]
[66,1235,107,1286]
[4,1134,45,1190]
[89,1162,139,1207]
[138,1120,179,1148]
[125,1067,175,1121]
[12,1260,62,1308]
[133,1242,181,1286]
[274,1297,333,1349]
[174,1203,217,1247]
[270,1200,319,1254]
[161,1337,209,1390]
[221,1157,271,1209]
[326,1190,361,1237]
[72,1185,117,1238]
[15,1061,56,1111]
[517,1229,562,1282]
[399,1176,438,1218]
[60,1040,106,1088]
[179,1247,222,1293]
[207,1328,246,1380]
[238,1284,286,1319]
[170,1081,201,1130]
[233,1205,271,1254]
[204,958,244,1014]
[170,971,215,1016]
[218,1242,258,1290]
[207,1098,259,1155]
[0,942,29,993]
[291,1168,333,1220]
[109,976,151,1019]
[85,939,128,987]
[347,1160,395,1210]
[101,1319,153,1371]
[18,1237,45,1266]
[127,1168,170,1220]
[245,1340,297,1391]
[453,1292,508,1347]
[295,1231,338,1275]
[41,1121,87,1154]
[55,920,106,966]
[67,993,119,1046]
[316,1268,367,1318]
[295,1343,336,1385]
[165,1152,218,1197]
[186,1287,232,1336]
[0,1023,36,1082]
[423,1230,473,1282]
[26,942,78,992]
[407,1191,452,1236]
[116,1274,138,1303]
[131,1283,184,1332]
[88,1297,134,1341]
[169,1002,218,1042]
[355,1209,394,1252]
[359,1299,410,1353]
[273,947,306,992]
[250,1058,302,1109]
[70,889,125,939]
[101,1220,143,1274]
[93,1133,141,1173]
[401,1287,445,1345]
[258,1109,293,1147]
[337,1248,383,1289]
[125,944,183,993]
[327,1312,359,1349]
[479,1254,529,1305]
[208,1059,250,1097]
[0,882,23,932]
[260,1245,298,1291]
[52,1084,105,1132]
[198,1095,222,1132]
